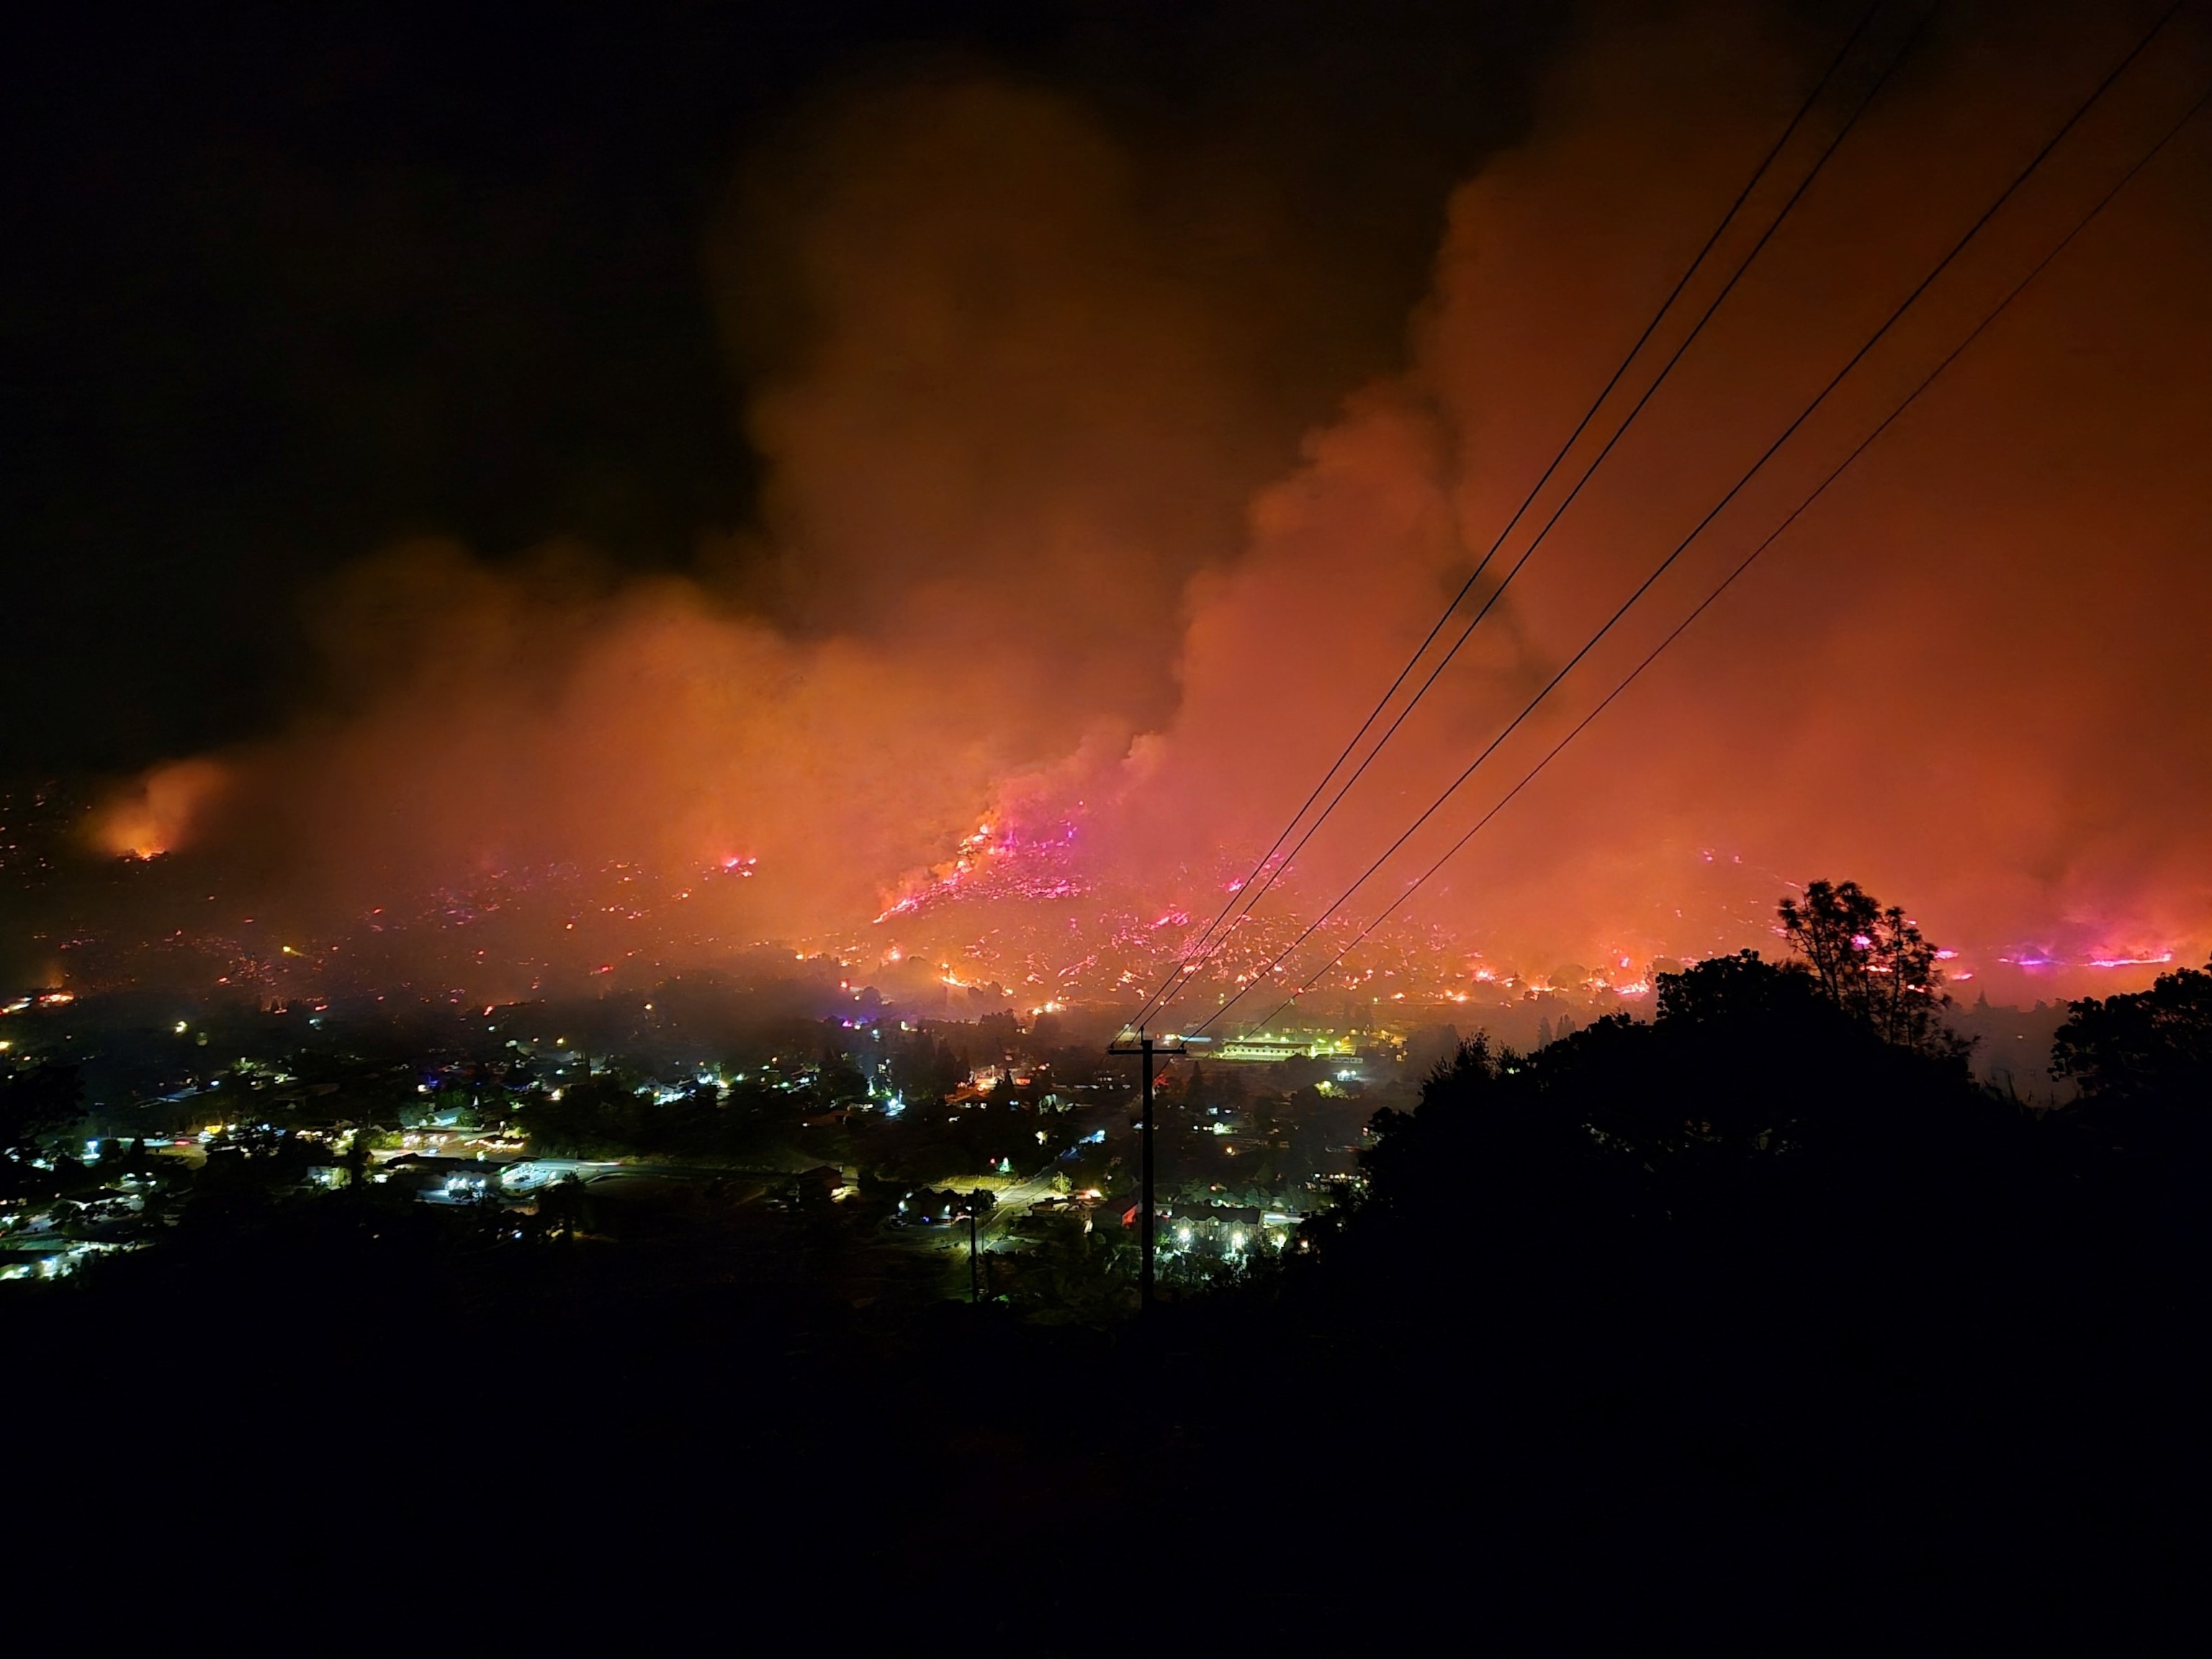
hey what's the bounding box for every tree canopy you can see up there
[1779,878,1956,1052]
[2054,957,2212,1113]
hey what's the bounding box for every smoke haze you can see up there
[82,1,2212,1004]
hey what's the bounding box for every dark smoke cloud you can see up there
[86,1,2212,1002]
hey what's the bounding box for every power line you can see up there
[1192,0,2190,1040]
[1170,0,1938,980]
[1120,1,1890,1033]
[1138,1,1934,1030]
[1241,73,2212,1035]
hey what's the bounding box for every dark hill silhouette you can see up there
[5,891,2208,1642]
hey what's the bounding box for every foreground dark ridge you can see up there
[9,936,2211,1640]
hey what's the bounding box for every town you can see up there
[0,978,1411,1313]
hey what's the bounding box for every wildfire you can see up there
[873,816,1087,924]
[2088,951,2175,969]
[93,757,228,859]
[2000,948,2177,973]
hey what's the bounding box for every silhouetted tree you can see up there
[1779,878,1956,1051]
[891,1033,966,1104]
[817,1043,868,1103]
[976,1010,1022,1057]
[522,1075,652,1158]
[536,1174,588,1240]
[343,1122,374,1187]
[2054,957,2212,1112]
[0,1063,85,1190]
[1305,941,2002,1336]
[1181,1061,1209,1109]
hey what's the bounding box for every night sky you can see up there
[4,0,1557,774]
[7,1,2208,999]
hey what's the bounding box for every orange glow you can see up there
[68,16,2212,1007]
[94,758,229,859]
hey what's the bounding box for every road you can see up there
[878,1087,1135,1294]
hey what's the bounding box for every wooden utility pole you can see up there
[1107,1029,1184,1310]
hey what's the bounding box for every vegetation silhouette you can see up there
[2055,954,2212,1111]
[6,883,2208,1639]
[1240,884,2206,1635]
[0,1063,84,1199]
[1779,876,1961,1053]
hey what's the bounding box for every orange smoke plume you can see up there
[99,9,2212,1003]
[94,757,230,860]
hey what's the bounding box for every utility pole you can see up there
[1107,1028,1184,1310]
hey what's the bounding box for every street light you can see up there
[964,1198,981,1303]
[957,1189,994,1303]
